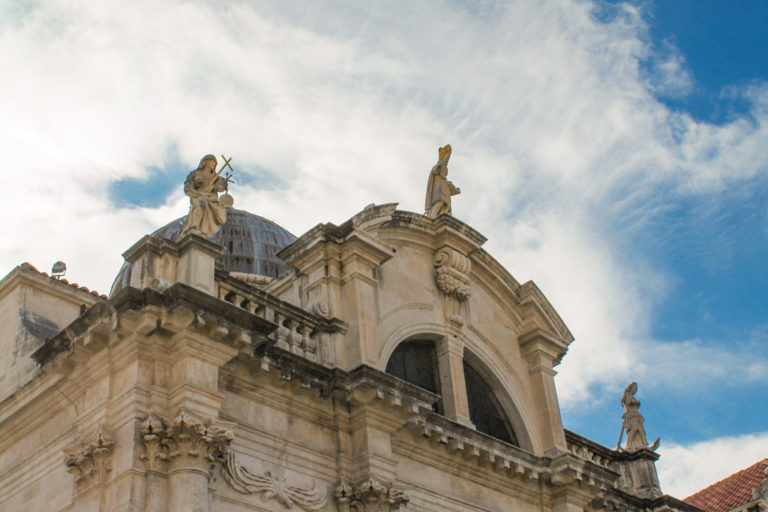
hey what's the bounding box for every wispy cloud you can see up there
[657,432,768,498]
[1,0,767,451]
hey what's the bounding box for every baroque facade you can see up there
[0,154,704,512]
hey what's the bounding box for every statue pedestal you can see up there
[122,232,224,296]
[617,448,662,499]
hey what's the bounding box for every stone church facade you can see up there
[0,156,702,512]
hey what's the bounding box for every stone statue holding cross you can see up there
[181,154,235,238]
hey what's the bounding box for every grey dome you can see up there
[110,208,296,296]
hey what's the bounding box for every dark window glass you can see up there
[464,362,518,446]
[385,340,442,413]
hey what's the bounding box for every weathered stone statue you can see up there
[425,144,460,217]
[617,381,660,452]
[181,154,233,238]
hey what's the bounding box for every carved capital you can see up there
[433,247,471,302]
[63,424,114,494]
[335,476,409,512]
[139,410,233,476]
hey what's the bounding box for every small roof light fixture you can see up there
[51,261,66,279]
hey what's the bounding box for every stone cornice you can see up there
[592,489,706,512]
[518,280,574,343]
[31,283,277,369]
[122,232,223,262]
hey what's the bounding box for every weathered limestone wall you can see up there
[0,265,101,402]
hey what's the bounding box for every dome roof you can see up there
[110,209,296,296]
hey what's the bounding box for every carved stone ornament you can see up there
[63,424,114,494]
[335,476,409,512]
[140,409,233,475]
[433,247,471,302]
[221,451,327,510]
[617,382,659,452]
[181,154,233,238]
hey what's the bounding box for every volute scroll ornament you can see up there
[433,247,471,302]
[335,476,409,512]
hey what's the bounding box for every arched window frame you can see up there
[462,349,533,450]
[384,338,443,413]
[381,334,533,452]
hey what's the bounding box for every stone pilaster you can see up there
[519,330,568,454]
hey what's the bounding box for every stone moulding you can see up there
[221,451,327,510]
[63,424,114,494]
[335,476,409,512]
[433,247,471,302]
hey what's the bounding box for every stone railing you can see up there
[217,272,345,367]
[565,429,617,469]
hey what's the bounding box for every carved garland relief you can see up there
[222,451,327,510]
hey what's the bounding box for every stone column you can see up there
[141,410,233,512]
[435,336,473,426]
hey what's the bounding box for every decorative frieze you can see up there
[63,424,114,494]
[221,451,327,510]
[335,476,409,512]
[433,247,471,302]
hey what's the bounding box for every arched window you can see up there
[463,361,518,446]
[385,340,442,413]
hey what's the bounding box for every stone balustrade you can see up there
[217,272,345,367]
[565,429,616,469]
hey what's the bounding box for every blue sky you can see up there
[1,0,767,498]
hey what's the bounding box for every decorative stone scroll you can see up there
[335,476,409,512]
[433,247,471,302]
[221,451,327,510]
[140,409,233,474]
[63,424,114,494]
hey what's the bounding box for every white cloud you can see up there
[657,432,768,498]
[1,0,767,416]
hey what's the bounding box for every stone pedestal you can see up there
[122,232,224,296]
[617,449,663,499]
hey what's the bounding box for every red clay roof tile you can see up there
[685,459,767,512]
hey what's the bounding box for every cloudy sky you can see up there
[1,0,766,498]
